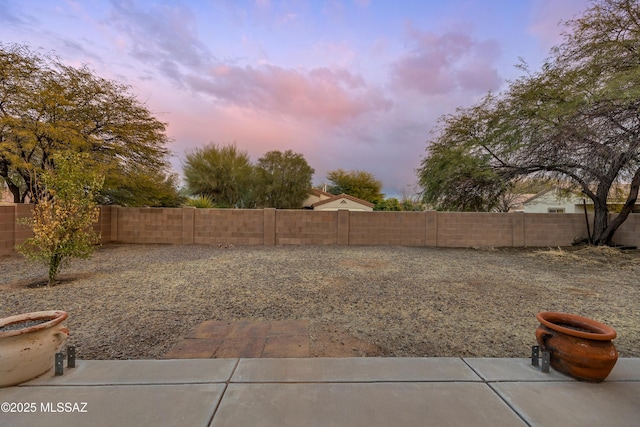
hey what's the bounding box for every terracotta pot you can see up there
[535,311,618,382]
[0,311,69,387]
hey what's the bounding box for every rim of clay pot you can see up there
[0,310,68,338]
[536,311,616,341]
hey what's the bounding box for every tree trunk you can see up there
[597,169,640,246]
[11,185,21,203]
[591,204,610,246]
[0,166,23,203]
[48,253,63,286]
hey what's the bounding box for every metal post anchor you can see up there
[67,346,76,368]
[541,351,550,373]
[55,353,64,376]
[531,345,540,367]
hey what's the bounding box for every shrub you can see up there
[184,195,215,208]
[17,153,104,286]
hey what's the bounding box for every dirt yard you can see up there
[1,244,638,359]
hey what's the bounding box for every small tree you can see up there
[326,169,385,205]
[183,143,255,208]
[254,150,314,208]
[17,153,104,286]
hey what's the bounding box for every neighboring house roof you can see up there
[309,188,334,198]
[302,189,334,208]
[311,193,374,211]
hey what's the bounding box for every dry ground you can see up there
[1,244,638,359]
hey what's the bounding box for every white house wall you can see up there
[524,190,584,213]
[313,198,373,211]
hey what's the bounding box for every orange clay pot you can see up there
[535,311,618,383]
[0,311,69,387]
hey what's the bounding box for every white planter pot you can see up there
[0,311,69,387]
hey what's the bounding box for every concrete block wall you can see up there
[275,210,338,245]
[13,204,34,248]
[435,212,517,247]
[0,206,16,255]
[112,207,187,244]
[606,214,640,247]
[3,205,640,254]
[194,209,264,246]
[522,214,588,246]
[0,204,111,256]
[96,205,112,244]
[349,211,427,246]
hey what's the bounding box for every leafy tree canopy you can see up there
[0,43,179,206]
[417,0,640,245]
[254,150,314,208]
[183,143,254,208]
[326,169,385,205]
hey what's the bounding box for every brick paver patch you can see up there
[164,320,310,358]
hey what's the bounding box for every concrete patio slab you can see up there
[23,359,237,385]
[232,357,481,383]
[0,384,224,427]
[466,357,640,382]
[3,358,637,427]
[211,382,528,427]
[605,358,640,381]
[491,381,640,427]
[465,358,575,382]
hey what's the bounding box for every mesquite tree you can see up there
[0,44,180,206]
[418,0,640,245]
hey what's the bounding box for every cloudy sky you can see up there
[1,0,591,197]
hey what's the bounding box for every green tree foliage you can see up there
[419,134,507,211]
[326,169,385,205]
[375,198,402,211]
[183,143,254,208]
[254,150,314,208]
[375,196,425,211]
[100,166,184,207]
[17,152,104,286]
[417,0,640,244]
[0,43,178,206]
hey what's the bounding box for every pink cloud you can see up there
[391,27,502,95]
[528,0,591,50]
[184,64,392,125]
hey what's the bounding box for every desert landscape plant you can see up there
[184,195,216,208]
[17,152,104,286]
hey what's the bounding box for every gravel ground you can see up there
[1,244,638,359]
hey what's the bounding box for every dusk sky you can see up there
[1,0,592,197]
